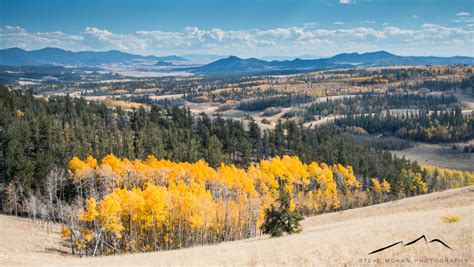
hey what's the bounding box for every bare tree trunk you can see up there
[93,228,103,257]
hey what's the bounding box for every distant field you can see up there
[391,142,474,172]
[1,186,472,266]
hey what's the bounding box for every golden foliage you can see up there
[78,198,99,222]
[60,226,72,240]
[66,154,390,255]
[381,179,391,193]
[371,178,381,193]
[16,109,24,119]
[421,164,474,190]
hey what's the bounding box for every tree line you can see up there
[409,75,474,96]
[296,93,458,122]
[335,108,473,143]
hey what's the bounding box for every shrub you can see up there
[441,214,461,223]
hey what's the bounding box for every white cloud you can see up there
[82,27,147,52]
[384,26,415,36]
[456,12,470,16]
[0,25,26,34]
[339,0,351,4]
[412,15,419,19]
[453,17,474,23]
[1,23,473,57]
[0,26,84,51]
[338,27,386,39]
[334,22,345,25]
[257,28,293,39]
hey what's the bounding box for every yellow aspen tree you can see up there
[79,198,99,222]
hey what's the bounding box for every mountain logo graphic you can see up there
[368,235,453,255]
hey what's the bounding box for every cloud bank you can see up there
[1,23,473,57]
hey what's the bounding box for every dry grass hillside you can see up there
[1,186,473,266]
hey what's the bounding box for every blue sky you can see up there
[1,0,473,57]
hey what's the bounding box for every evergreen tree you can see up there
[207,135,225,167]
[260,187,303,237]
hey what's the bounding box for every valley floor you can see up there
[1,186,473,266]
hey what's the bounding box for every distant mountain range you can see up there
[1,48,473,75]
[0,47,187,66]
[191,51,474,75]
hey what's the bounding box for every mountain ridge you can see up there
[0,47,188,66]
[191,51,474,75]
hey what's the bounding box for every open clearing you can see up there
[1,186,473,266]
[390,142,473,172]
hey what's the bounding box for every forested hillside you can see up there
[0,88,472,256]
[1,88,421,191]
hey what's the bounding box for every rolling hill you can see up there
[1,186,472,266]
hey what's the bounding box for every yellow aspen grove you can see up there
[308,163,339,210]
[333,164,360,208]
[64,154,420,255]
[98,190,125,239]
[420,164,473,191]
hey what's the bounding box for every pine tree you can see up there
[260,187,303,237]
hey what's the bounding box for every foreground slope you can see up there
[1,186,473,266]
[0,216,68,266]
